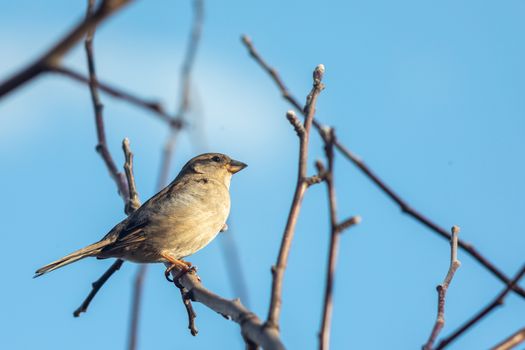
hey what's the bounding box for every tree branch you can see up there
[74,0,133,317]
[266,65,325,331]
[0,0,132,99]
[490,327,525,350]
[169,269,285,350]
[51,65,179,126]
[318,128,361,350]
[423,226,461,350]
[436,263,525,349]
[240,34,525,299]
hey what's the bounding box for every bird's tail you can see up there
[34,240,111,278]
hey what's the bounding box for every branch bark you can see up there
[423,226,461,350]
[266,65,325,330]
[436,263,525,349]
[240,34,525,299]
[317,128,361,350]
[169,269,285,350]
[0,0,132,99]
[74,0,134,317]
[491,327,525,350]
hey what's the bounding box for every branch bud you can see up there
[286,110,305,137]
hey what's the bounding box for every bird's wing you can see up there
[99,217,149,254]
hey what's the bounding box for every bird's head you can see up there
[180,153,247,187]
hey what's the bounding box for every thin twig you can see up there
[73,258,124,317]
[0,0,132,99]
[85,0,128,200]
[423,226,461,350]
[266,65,325,331]
[51,65,179,126]
[240,34,525,299]
[123,137,141,213]
[74,0,133,317]
[491,327,525,350]
[318,128,361,350]
[128,264,147,350]
[74,138,140,317]
[436,263,525,350]
[177,281,199,336]
[128,0,205,343]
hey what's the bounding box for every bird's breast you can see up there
[147,178,231,258]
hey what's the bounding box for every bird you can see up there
[34,153,247,281]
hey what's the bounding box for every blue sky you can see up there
[1,1,524,349]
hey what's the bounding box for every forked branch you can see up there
[266,65,325,331]
[423,226,461,350]
[240,34,525,299]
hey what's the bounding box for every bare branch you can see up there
[127,264,147,350]
[178,282,199,336]
[73,258,124,317]
[336,216,361,233]
[75,0,134,317]
[491,327,525,350]
[240,34,525,299]
[266,65,325,330]
[51,65,178,126]
[318,129,360,350]
[84,0,128,200]
[423,226,461,350]
[74,138,140,317]
[0,0,132,99]
[169,268,285,350]
[123,137,141,214]
[436,263,525,349]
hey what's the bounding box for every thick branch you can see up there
[240,34,525,299]
[318,128,360,350]
[490,327,525,350]
[169,268,285,350]
[266,65,325,330]
[0,0,132,99]
[423,226,461,350]
[436,263,525,349]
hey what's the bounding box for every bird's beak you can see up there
[227,159,247,174]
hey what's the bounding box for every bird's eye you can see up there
[212,156,221,163]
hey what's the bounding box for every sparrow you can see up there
[35,153,247,281]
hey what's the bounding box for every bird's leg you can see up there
[161,254,197,283]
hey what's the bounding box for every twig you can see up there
[490,327,525,350]
[74,0,133,317]
[169,268,285,350]
[123,136,143,350]
[127,264,147,350]
[436,263,525,349]
[0,0,132,99]
[74,138,140,317]
[123,137,141,213]
[73,258,124,317]
[266,65,325,331]
[318,128,361,350]
[85,0,128,200]
[423,226,461,350]
[128,0,204,343]
[177,281,199,336]
[240,34,525,299]
[51,65,179,126]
